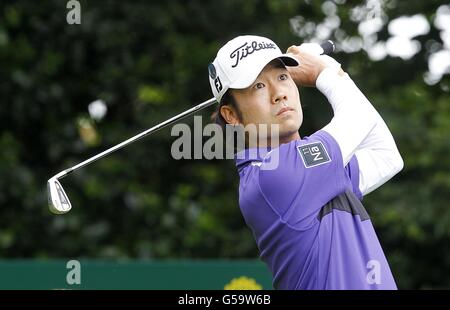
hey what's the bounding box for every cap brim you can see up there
[229,54,299,89]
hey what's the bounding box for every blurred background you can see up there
[0,0,449,289]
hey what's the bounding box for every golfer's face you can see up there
[233,61,303,143]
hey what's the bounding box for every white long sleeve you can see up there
[316,68,404,196]
[342,76,404,195]
[317,68,377,165]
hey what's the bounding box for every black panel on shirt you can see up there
[317,190,370,221]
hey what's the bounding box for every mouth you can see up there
[276,107,295,117]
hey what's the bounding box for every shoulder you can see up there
[259,130,343,178]
[256,131,347,215]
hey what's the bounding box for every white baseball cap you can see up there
[208,35,299,103]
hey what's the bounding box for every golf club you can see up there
[48,40,335,214]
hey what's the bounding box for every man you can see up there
[208,35,404,289]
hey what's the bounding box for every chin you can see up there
[280,119,300,133]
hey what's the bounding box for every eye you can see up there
[279,73,288,81]
[254,82,265,89]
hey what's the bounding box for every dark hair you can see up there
[209,91,245,154]
[211,90,242,130]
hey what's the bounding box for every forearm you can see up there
[318,69,404,194]
[287,42,403,177]
[344,76,404,194]
[317,68,377,165]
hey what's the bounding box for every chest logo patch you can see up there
[297,141,331,168]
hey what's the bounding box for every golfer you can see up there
[208,35,404,290]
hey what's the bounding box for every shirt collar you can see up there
[235,147,273,172]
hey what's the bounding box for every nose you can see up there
[272,90,287,105]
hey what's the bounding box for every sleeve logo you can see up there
[297,141,331,168]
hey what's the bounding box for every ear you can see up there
[220,105,241,125]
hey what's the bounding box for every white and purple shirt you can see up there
[236,131,396,289]
[234,68,403,290]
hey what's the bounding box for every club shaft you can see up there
[58,97,217,179]
[55,40,335,180]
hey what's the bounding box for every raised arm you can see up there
[337,75,404,195]
[287,45,403,196]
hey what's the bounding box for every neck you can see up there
[278,131,301,146]
[247,131,301,148]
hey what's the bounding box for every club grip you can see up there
[320,40,335,55]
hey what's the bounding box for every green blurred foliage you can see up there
[0,0,449,289]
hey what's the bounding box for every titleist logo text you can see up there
[230,41,277,68]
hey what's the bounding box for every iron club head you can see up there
[47,176,72,214]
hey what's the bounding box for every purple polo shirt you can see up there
[235,130,397,290]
